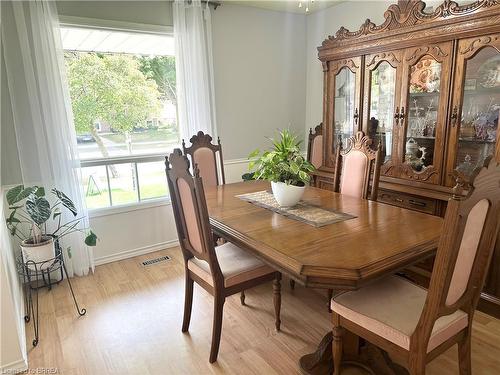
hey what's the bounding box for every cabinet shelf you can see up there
[463,86,500,95]
[459,137,496,144]
[409,91,440,97]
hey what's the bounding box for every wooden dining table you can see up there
[204,180,444,374]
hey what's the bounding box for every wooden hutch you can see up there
[312,0,500,316]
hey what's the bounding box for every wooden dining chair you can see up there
[289,123,324,291]
[318,131,383,306]
[165,149,282,363]
[331,157,500,375]
[333,131,382,201]
[307,123,324,170]
[182,131,225,187]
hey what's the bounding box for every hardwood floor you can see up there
[26,247,500,374]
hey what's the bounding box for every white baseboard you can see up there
[0,357,28,373]
[94,239,179,266]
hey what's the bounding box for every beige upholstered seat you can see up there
[188,242,274,288]
[331,276,468,352]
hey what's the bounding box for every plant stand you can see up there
[16,239,86,347]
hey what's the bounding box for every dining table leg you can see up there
[298,330,409,375]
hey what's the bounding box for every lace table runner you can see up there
[236,190,356,227]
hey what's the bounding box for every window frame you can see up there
[61,17,177,212]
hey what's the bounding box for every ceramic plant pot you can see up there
[21,236,56,271]
[271,181,305,208]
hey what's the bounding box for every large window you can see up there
[62,26,177,209]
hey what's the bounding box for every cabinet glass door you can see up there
[326,57,363,169]
[334,67,356,149]
[364,51,402,175]
[446,34,500,185]
[399,42,453,183]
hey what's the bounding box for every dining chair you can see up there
[307,123,324,170]
[182,131,225,187]
[165,149,282,363]
[331,157,500,375]
[332,130,382,201]
[289,123,324,291]
[318,131,382,305]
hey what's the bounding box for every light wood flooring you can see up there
[26,247,500,374]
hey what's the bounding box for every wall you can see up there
[1,1,307,264]
[1,2,27,370]
[56,1,173,28]
[212,4,307,159]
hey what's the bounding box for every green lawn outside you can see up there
[85,183,168,209]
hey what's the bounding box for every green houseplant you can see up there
[249,129,315,207]
[5,185,97,269]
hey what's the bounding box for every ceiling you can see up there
[223,0,342,14]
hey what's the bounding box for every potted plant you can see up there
[5,185,97,270]
[249,129,315,207]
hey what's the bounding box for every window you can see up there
[62,26,177,209]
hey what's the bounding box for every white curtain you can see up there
[173,0,218,140]
[2,1,93,276]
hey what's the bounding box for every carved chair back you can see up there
[307,123,323,169]
[165,149,223,284]
[182,131,225,187]
[411,157,500,356]
[333,131,382,200]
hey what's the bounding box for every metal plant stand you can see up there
[17,239,86,347]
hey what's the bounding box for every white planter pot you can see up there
[271,181,305,207]
[21,237,56,271]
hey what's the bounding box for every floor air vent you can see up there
[142,255,171,266]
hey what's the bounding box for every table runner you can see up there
[236,190,356,227]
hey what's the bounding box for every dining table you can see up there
[204,180,444,374]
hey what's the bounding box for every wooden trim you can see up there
[318,0,500,60]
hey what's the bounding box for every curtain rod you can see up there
[187,0,222,10]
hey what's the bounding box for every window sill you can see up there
[88,197,171,218]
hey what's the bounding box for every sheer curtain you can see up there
[173,0,218,139]
[2,1,93,276]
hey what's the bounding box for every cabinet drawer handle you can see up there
[395,198,404,203]
[354,108,359,125]
[409,199,426,207]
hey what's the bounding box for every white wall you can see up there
[212,4,307,159]
[56,0,173,27]
[1,2,27,368]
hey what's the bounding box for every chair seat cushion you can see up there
[331,276,468,352]
[187,242,275,288]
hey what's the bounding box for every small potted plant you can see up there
[249,129,315,207]
[5,185,97,270]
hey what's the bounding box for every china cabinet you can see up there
[313,0,500,316]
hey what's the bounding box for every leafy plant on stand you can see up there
[5,185,97,266]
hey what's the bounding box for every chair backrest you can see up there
[333,131,382,201]
[307,123,323,169]
[412,157,500,352]
[165,149,223,281]
[182,131,225,187]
